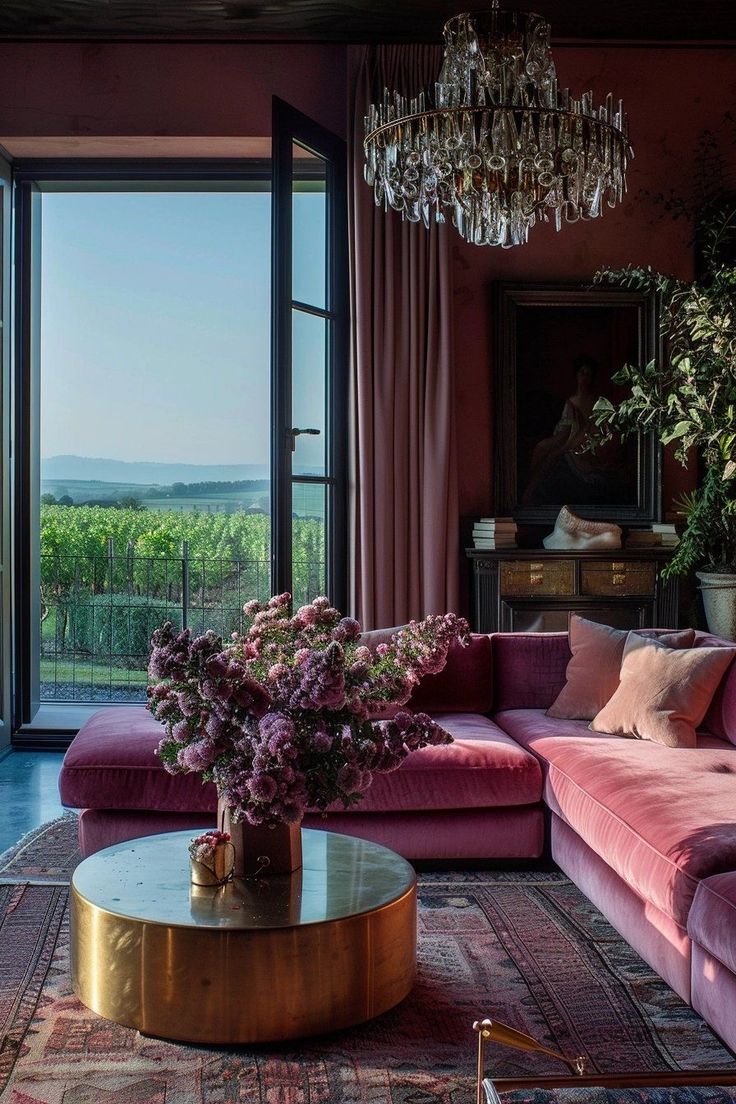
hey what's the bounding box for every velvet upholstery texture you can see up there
[61,707,542,816]
[550,814,692,1002]
[697,631,736,745]
[77,808,215,856]
[356,713,541,811]
[688,872,736,977]
[77,805,545,861]
[590,635,736,748]
[358,629,493,715]
[538,731,736,925]
[408,634,492,714]
[492,628,736,722]
[547,616,695,721]
[492,632,570,711]
[494,708,614,758]
[60,707,216,813]
[691,944,736,1053]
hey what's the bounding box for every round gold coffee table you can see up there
[70,827,416,1044]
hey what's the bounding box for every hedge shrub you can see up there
[70,593,183,667]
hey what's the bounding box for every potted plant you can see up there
[592,204,736,637]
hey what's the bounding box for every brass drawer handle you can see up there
[612,562,627,587]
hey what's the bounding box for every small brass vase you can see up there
[190,841,235,886]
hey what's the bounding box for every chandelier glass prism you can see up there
[363,2,633,247]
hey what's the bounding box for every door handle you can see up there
[289,427,321,452]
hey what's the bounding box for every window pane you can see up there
[292,142,326,310]
[291,309,326,476]
[291,483,326,605]
[39,190,271,703]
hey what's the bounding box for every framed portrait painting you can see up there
[493,283,661,524]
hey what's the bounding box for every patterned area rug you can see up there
[0,820,735,1104]
[0,816,80,885]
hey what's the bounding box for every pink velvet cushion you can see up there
[60,706,216,813]
[61,706,542,815]
[547,616,695,721]
[356,712,542,812]
[519,727,736,926]
[688,872,736,976]
[591,634,736,748]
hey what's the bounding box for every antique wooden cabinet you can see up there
[467,548,679,633]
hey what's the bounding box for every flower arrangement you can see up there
[188,830,232,865]
[148,594,468,827]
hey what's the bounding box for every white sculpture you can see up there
[543,505,622,550]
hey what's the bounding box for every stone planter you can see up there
[696,571,736,641]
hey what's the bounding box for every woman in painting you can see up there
[522,355,624,506]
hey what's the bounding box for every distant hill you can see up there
[41,455,270,485]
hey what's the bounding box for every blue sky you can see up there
[40,188,326,473]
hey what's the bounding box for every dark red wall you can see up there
[0,43,347,138]
[453,46,736,519]
[0,41,733,525]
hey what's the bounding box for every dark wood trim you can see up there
[493,282,662,526]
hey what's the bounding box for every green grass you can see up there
[40,658,149,687]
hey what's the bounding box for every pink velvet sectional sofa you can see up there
[59,628,736,1052]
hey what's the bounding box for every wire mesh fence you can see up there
[40,542,325,703]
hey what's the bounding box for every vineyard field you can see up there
[40,503,326,701]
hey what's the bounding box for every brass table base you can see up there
[71,829,417,1044]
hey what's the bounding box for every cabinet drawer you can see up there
[500,560,575,597]
[581,561,656,596]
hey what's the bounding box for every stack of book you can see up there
[625,523,679,549]
[472,517,517,549]
[653,522,680,548]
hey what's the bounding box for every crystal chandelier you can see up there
[363,2,633,247]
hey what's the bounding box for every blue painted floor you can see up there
[0,750,67,854]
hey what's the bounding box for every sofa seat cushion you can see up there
[355,713,542,813]
[688,872,736,976]
[494,708,609,756]
[60,707,216,813]
[493,711,736,927]
[61,707,542,817]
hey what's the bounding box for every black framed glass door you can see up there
[271,98,348,610]
[0,155,11,750]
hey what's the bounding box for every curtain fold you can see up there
[348,44,459,630]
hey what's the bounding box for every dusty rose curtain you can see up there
[348,44,459,630]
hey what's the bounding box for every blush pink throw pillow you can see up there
[546,615,696,721]
[590,633,736,748]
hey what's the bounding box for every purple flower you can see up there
[310,727,333,753]
[248,772,278,803]
[178,739,219,772]
[148,594,464,827]
[171,719,191,743]
[337,764,361,792]
[333,616,361,642]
